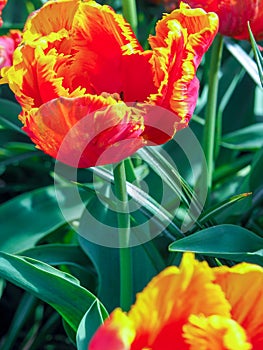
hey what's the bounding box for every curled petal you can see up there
[24,96,146,168]
[184,314,252,350]
[214,263,263,349]
[148,2,219,123]
[126,253,231,348]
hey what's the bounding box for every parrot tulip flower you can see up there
[89,253,263,350]
[179,0,263,40]
[0,0,7,27]
[0,0,218,168]
[0,30,21,69]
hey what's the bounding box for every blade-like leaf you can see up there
[199,193,252,224]
[0,252,108,333]
[76,300,108,350]
[0,185,92,253]
[169,224,263,265]
[221,123,263,150]
[248,22,263,87]
[225,38,262,87]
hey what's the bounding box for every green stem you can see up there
[122,0,138,35]
[203,34,224,201]
[113,161,133,311]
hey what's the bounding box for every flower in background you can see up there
[89,253,263,350]
[0,0,7,27]
[0,0,218,168]
[178,0,263,40]
[0,30,21,69]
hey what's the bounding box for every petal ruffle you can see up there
[148,3,218,123]
[24,96,146,168]
[183,314,251,350]
[214,263,263,349]
[126,253,231,349]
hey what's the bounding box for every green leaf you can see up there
[0,98,22,126]
[79,234,162,312]
[1,293,37,350]
[221,124,263,150]
[20,244,97,290]
[0,252,107,334]
[250,147,263,192]
[76,300,108,350]
[89,166,183,238]
[199,193,252,224]
[169,224,263,265]
[248,22,263,87]
[224,38,262,87]
[0,185,91,253]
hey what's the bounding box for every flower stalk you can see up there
[122,0,138,35]
[113,161,133,311]
[203,34,224,201]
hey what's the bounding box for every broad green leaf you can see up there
[20,244,97,290]
[221,124,263,150]
[169,224,263,265]
[0,185,92,253]
[79,233,162,312]
[76,300,108,350]
[0,252,107,333]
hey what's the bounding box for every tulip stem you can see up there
[122,0,138,34]
[203,34,224,202]
[113,161,133,311]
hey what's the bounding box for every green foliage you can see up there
[0,0,263,349]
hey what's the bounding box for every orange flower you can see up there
[0,1,218,167]
[0,30,21,69]
[0,0,7,27]
[179,0,263,40]
[89,253,263,350]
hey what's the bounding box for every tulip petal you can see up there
[250,0,263,40]
[0,0,7,27]
[183,0,261,40]
[127,253,231,349]
[184,314,252,350]
[69,1,145,96]
[24,96,146,168]
[89,309,135,350]
[148,3,218,123]
[214,263,263,349]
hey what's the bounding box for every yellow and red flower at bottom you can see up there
[89,253,263,350]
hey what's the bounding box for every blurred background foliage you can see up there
[0,0,263,349]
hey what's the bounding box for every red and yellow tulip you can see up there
[89,253,263,350]
[180,0,263,40]
[0,1,218,167]
[0,30,21,69]
[0,0,7,27]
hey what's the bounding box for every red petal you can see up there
[148,3,218,122]
[24,96,145,168]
